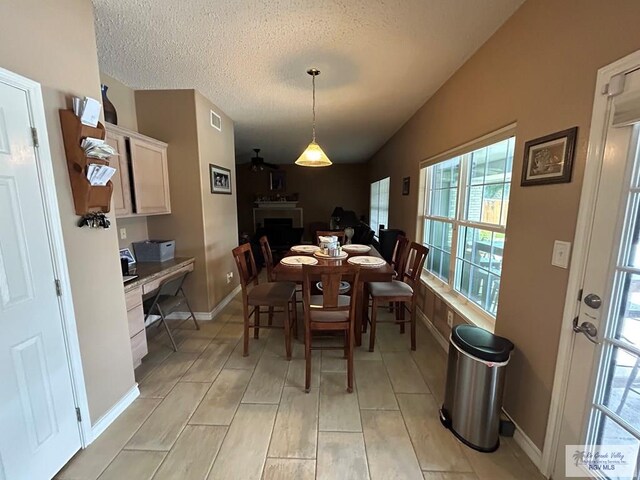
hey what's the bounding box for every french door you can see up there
[553,66,640,479]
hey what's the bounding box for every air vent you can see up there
[210,110,222,131]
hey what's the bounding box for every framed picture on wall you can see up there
[402,176,410,195]
[521,127,577,186]
[210,164,232,194]
[270,171,286,191]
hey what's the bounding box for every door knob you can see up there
[584,293,602,309]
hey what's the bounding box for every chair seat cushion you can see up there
[309,309,350,323]
[248,281,296,306]
[368,280,413,298]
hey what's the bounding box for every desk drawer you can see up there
[142,263,194,295]
[125,287,143,310]
[127,304,145,338]
[131,330,148,368]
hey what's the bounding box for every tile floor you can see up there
[57,294,545,480]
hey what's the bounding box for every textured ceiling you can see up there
[93,0,523,164]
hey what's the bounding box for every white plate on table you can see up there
[313,250,348,260]
[316,281,351,294]
[347,256,386,268]
[291,245,320,254]
[280,256,319,266]
[342,244,371,254]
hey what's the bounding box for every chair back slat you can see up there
[302,264,360,314]
[391,235,409,275]
[232,243,259,293]
[259,236,275,282]
[402,242,429,288]
[316,230,346,245]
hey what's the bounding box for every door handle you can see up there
[573,317,600,344]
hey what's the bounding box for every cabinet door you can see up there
[105,131,132,216]
[129,137,171,215]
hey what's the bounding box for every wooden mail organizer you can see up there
[59,109,114,215]
[124,257,195,367]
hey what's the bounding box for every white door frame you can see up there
[0,67,92,446]
[541,49,640,478]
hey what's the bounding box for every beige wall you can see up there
[99,72,139,131]
[194,91,240,308]
[117,216,150,250]
[236,164,370,240]
[0,0,135,423]
[136,90,210,312]
[368,0,640,448]
[137,89,239,313]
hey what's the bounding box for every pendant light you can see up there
[295,68,332,167]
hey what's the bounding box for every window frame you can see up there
[417,125,516,320]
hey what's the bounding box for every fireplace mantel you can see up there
[253,204,303,232]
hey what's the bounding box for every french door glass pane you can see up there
[593,409,640,464]
[599,345,640,429]
[613,273,640,350]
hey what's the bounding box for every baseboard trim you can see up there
[416,307,449,353]
[417,307,544,474]
[89,384,140,444]
[504,411,544,473]
[167,284,241,321]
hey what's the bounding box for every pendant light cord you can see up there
[311,72,316,143]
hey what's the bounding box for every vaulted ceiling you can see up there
[93,0,523,164]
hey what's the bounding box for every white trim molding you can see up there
[541,49,640,478]
[0,67,93,445]
[167,284,241,321]
[89,384,140,443]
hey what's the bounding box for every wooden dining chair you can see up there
[232,243,297,359]
[316,230,346,245]
[387,234,410,316]
[302,264,360,393]
[366,242,429,352]
[259,235,302,329]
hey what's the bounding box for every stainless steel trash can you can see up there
[440,324,514,452]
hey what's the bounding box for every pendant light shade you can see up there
[296,68,332,167]
[295,141,332,167]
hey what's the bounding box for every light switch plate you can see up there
[119,228,127,240]
[552,240,571,268]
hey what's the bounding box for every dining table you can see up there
[272,244,394,346]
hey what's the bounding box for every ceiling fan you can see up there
[249,148,278,171]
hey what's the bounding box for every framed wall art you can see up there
[402,176,410,195]
[521,127,577,186]
[210,164,232,194]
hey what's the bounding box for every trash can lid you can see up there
[451,324,514,363]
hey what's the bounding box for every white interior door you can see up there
[553,68,640,479]
[0,81,81,478]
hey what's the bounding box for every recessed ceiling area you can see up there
[93,0,524,164]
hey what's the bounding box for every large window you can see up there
[370,177,390,237]
[421,135,515,317]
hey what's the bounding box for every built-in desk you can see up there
[123,257,195,367]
